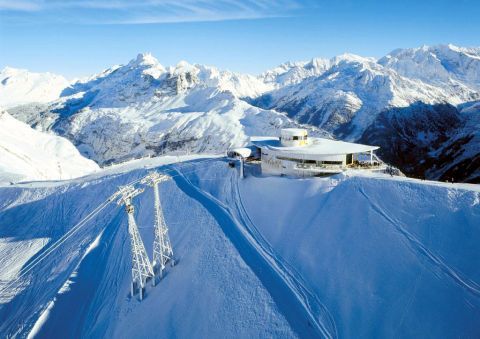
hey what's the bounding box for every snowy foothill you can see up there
[0,156,479,338]
[0,111,99,184]
[0,67,70,109]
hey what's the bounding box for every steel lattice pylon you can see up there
[141,172,174,282]
[114,185,154,300]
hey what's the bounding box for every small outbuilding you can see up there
[226,147,252,159]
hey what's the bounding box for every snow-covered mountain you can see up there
[254,52,478,137]
[0,111,99,184]
[0,67,70,109]
[1,159,479,337]
[3,44,480,182]
[379,44,480,90]
[260,57,331,87]
[7,53,321,165]
[252,45,480,182]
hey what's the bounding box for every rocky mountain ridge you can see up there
[2,44,479,181]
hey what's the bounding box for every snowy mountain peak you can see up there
[168,60,198,78]
[126,52,165,79]
[446,43,461,51]
[1,66,25,76]
[379,44,480,90]
[131,52,161,67]
[261,58,330,86]
[442,43,480,55]
[332,53,375,64]
[1,66,67,80]
[0,67,70,109]
[175,60,194,69]
[305,57,330,71]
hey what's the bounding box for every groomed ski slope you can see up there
[0,157,479,338]
[187,162,480,338]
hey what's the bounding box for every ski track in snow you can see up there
[357,184,480,298]
[1,158,479,337]
[31,210,124,338]
[0,172,144,337]
[1,158,296,337]
[170,164,330,338]
[231,173,338,339]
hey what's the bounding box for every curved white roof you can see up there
[281,128,307,136]
[252,137,379,156]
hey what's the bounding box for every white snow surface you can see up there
[379,44,480,90]
[0,111,99,184]
[0,67,70,109]
[0,157,479,338]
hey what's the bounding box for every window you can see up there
[346,153,353,164]
[293,136,299,140]
[277,156,302,162]
[318,160,343,165]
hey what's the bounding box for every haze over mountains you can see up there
[1,44,479,182]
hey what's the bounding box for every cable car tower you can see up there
[141,172,174,283]
[114,185,154,300]
[2,170,178,304]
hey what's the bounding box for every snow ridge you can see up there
[0,111,99,184]
[0,67,70,109]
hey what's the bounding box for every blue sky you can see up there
[0,0,479,78]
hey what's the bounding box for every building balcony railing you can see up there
[347,161,386,169]
[295,162,386,171]
[295,163,344,171]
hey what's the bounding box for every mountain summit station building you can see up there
[249,128,385,177]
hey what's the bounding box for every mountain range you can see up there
[1,44,479,182]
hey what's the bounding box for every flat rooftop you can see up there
[251,137,379,155]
